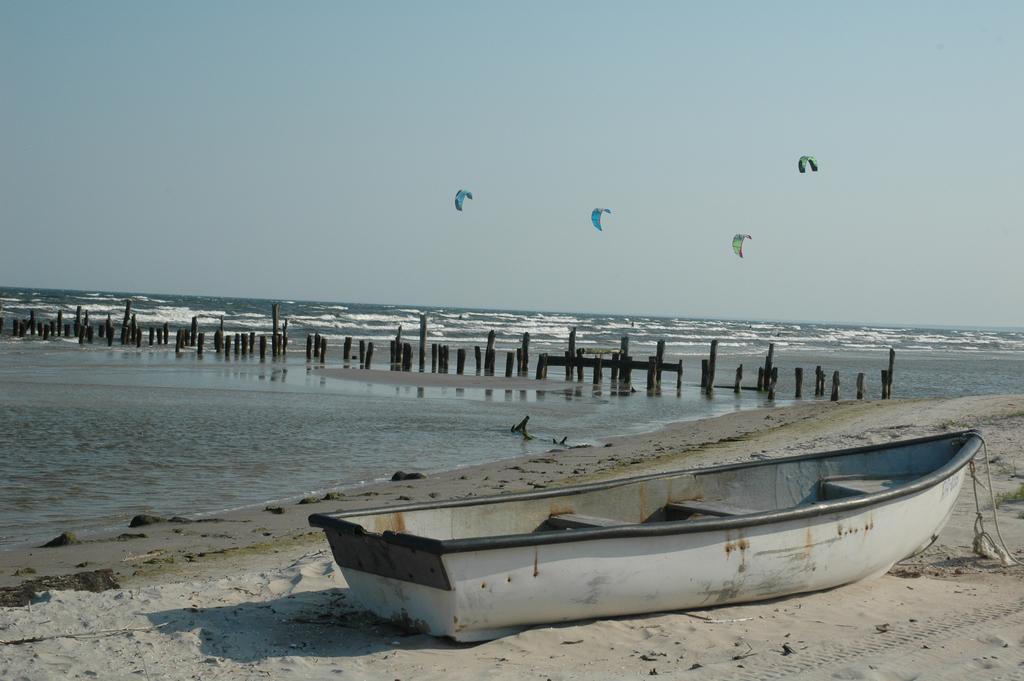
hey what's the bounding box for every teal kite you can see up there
[454,189,473,212]
[732,234,752,258]
[798,156,819,173]
[591,208,610,231]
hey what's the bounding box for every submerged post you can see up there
[706,340,718,396]
[856,372,866,400]
[794,367,803,399]
[830,371,840,401]
[734,364,743,393]
[763,343,775,392]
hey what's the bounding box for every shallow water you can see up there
[1,286,1021,547]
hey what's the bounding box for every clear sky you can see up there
[2,2,1022,327]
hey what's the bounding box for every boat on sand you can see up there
[309,430,982,641]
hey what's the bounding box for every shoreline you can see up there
[3,395,1022,590]
[2,396,1023,680]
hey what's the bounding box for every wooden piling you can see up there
[190,316,198,346]
[485,330,496,376]
[321,337,328,364]
[706,340,718,395]
[676,359,683,390]
[794,367,803,399]
[830,371,840,401]
[856,372,865,400]
[655,340,666,387]
[734,364,743,393]
[163,322,169,346]
[701,359,709,389]
[505,351,514,378]
[29,310,35,335]
[576,349,585,381]
[271,304,280,358]
[56,310,63,336]
[234,333,240,354]
[431,343,438,372]
[197,332,205,356]
[646,357,656,393]
[593,355,602,386]
[567,328,576,380]
[610,352,620,382]
[149,327,154,345]
[306,334,313,361]
[457,348,466,375]
[403,342,412,371]
[74,306,82,336]
[881,370,889,399]
[886,348,895,399]
[768,367,778,400]
[87,325,93,343]
[521,332,530,376]
[260,335,267,360]
[814,366,823,396]
[78,324,85,344]
[249,332,255,354]
[343,337,352,365]
[359,339,366,366]
[763,343,775,392]
[419,314,427,372]
[42,324,49,340]
[365,342,374,369]
[474,346,481,374]
[536,353,547,379]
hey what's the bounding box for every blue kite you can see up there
[454,189,473,212]
[591,208,610,231]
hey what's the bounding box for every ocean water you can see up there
[1,286,1022,548]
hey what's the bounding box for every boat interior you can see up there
[318,433,973,542]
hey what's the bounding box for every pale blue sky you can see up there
[2,2,1021,326]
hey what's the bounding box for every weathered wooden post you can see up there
[621,355,632,389]
[706,340,718,395]
[474,346,481,374]
[149,327,155,345]
[74,306,82,336]
[794,367,803,398]
[610,352,620,383]
[271,304,280,358]
[306,334,313,361]
[734,365,743,393]
[197,332,205,356]
[768,367,778,400]
[321,337,328,364]
[358,339,366,366]
[78,323,85,344]
[259,335,267,360]
[441,345,449,374]
[457,348,466,375]
[505,351,514,377]
[593,355,602,386]
[106,315,113,346]
[830,371,840,401]
[189,316,197,346]
[343,337,352,364]
[856,372,866,400]
[56,310,63,336]
[403,342,412,371]
[28,310,36,335]
[763,343,775,392]
[135,327,142,347]
[419,314,427,372]
[881,370,889,399]
[235,333,242,355]
[646,357,656,393]
[163,322,169,346]
[536,353,547,379]
[42,323,49,340]
[886,348,895,399]
[576,349,585,381]
[655,340,666,388]
[676,359,683,391]
[520,332,530,376]
[365,342,375,368]
[567,327,577,381]
[87,324,93,343]
[389,340,396,369]
[814,366,822,396]
[485,330,496,376]
[701,359,709,390]
[431,343,438,372]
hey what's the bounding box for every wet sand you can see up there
[2,395,1023,679]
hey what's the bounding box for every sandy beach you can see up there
[2,395,1023,680]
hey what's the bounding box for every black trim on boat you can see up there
[309,430,981,557]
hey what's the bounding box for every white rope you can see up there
[970,438,1022,567]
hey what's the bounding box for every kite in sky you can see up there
[732,233,752,258]
[454,189,473,211]
[591,208,610,231]
[798,156,819,173]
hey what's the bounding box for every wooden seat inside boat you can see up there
[819,476,913,500]
[665,500,761,518]
[546,513,627,529]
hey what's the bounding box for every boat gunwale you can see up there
[309,429,982,555]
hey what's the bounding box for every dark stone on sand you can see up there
[41,531,78,548]
[264,506,284,514]
[0,569,120,607]
[116,533,147,541]
[391,471,427,481]
[13,567,36,576]
[129,514,166,527]
[297,496,319,505]
[321,492,345,501]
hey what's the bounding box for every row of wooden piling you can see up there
[1,302,897,400]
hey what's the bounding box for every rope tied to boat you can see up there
[968,439,1022,567]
